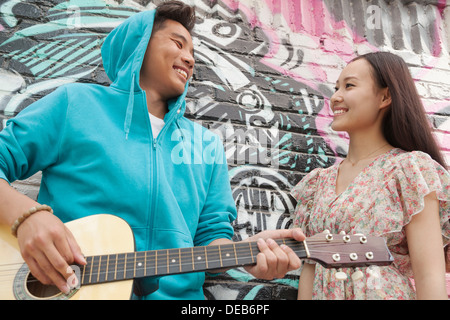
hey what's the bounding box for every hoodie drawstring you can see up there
[175,116,185,143]
[124,73,135,140]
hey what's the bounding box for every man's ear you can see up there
[379,87,391,110]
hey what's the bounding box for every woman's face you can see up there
[330,58,390,134]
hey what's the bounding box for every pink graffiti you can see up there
[0,24,4,32]
[219,0,375,154]
[219,0,449,158]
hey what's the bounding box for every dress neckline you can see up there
[333,148,400,197]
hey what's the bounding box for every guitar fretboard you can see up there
[79,239,307,285]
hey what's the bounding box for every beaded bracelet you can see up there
[11,204,53,237]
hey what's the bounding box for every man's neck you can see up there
[145,90,167,120]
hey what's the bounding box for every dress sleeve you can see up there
[382,151,450,247]
[290,168,322,233]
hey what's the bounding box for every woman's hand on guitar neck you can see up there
[16,210,86,294]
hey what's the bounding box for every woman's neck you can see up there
[346,131,391,165]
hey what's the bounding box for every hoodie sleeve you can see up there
[0,86,68,184]
[193,136,237,247]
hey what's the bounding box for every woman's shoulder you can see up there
[382,148,450,209]
[386,148,448,176]
[290,163,338,200]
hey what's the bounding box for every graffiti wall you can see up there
[1,0,449,300]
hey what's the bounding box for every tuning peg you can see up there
[351,270,364,281]
[367,267,380,278]
[339,231,346,235]
[322,229,330,234]
[335,271,347,281]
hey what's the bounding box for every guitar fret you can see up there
[135,252,146,278]
[218,245,223,267]
[127,253,135,279]
[133,252,136,278]
[81,259,87,284]
[145,251,156,277]
[105,255,110,282]
[115,253,126,281]
[167,249,179,274]
[107,254,117,281]
[205,245,221,270]
[192,246,207,271]
[123,253,127,279]
[155,250,168,276]
[155,250,158,275]
[144,251,148,277]
[90,255,97,283]
[180,247,193,273]
[81,256,93,285]
[219,243,236,268]
[113,254,118,280]
[99,255,108,283]
[178,248,182,273]
[97,255,101,283]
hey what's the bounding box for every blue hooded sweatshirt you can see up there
[0,10,236,299]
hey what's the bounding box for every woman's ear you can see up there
[379,87,392,110]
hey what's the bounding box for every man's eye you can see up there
[345,83,354,88]
[174,40,182,48]
[334,87,339,92]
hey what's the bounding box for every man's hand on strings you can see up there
[16,211,86,294]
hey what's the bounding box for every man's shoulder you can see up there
[63,82,111,94]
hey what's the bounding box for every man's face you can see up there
[140,19,195,101]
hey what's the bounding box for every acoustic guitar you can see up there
[0,214,393,300]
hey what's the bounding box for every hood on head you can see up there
[101,9,189,138]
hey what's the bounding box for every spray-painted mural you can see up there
[1,0,449,299]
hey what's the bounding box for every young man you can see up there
[0,1,303,299]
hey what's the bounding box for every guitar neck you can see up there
[79,239,307,285]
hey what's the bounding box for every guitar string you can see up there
[0,242,380,283]
[5,249,387,286]
[0,241,350,273]
[0,238,372,270]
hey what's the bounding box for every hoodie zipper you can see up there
[141,92,158,251]
[147,97,182,250]
[154,104,182,148]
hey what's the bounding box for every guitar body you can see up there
[0,214,135,300]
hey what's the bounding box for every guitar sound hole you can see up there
[26,274,61,299]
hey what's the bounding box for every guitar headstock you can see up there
[305,233,394,268]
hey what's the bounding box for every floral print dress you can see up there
[291,148,450,299]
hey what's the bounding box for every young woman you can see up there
[292,52,449,300]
